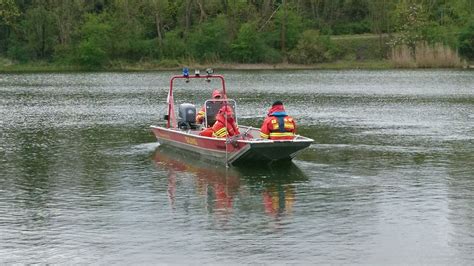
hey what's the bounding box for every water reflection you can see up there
[153,146,308,220]
[262,183,295,218]
[446,145,474,261]
[154,146,240,214]
[237,162,307,219]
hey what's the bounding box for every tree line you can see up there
[0,0,473,68]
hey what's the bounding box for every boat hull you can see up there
[150,126,245,161]
[228,140,311,165]
[150,125,313,166]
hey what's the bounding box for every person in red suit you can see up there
[260,101,296,140]
[199,105,240,138]
[196,89,222,125]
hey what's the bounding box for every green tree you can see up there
[390,2,429,55]
[49,0,85,61]
[0,0,19,26]
[50,0,83,47]
[225,0,259,36]
[21,5,58,59]
[75,14,111,68]
[142,0,169,44]
[107,0,148,60]
[333,0,371,34]
[0,0,19,53]
[270,5,305,53]
[187,15,230,62]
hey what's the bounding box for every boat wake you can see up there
[103,142,160,156]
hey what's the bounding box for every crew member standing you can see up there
[260,101,296,140]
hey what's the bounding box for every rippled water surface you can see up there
[1,70,473,264]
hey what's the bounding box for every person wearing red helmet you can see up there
[196,89,222,125]
[260,101,296,140]
[199,105,240,138]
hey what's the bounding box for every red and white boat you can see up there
[150,69,313,166]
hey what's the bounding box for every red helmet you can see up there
[212,89,222,99]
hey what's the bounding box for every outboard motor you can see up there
[178,103,198,130]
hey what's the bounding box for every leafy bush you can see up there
[261,47,283,64]
[53,44,74,65]
[107,11,153,60]
[231,22,266,63]
[332,21,371,35]
[420,22,459,48]
[127,39,161,60]
[76,40,107,68]
[458,19,474,60]
[332,35,390,60]
[6,32,29,62]
[289,30,337,64]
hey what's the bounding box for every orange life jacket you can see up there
[211,113,239,138]
[199,113,239,138]
[260,104,296,140]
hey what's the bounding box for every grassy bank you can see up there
[2,59,472,73]
[107,60,395,71]
[0,59,394,73]
[1,56,472,73]
[0,58,85,73]
[0,60,393,73]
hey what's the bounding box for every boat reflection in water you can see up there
[237,162,308,219]
[153,145,308,219]
[263,182,295,217]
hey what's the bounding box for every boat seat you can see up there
[204,99,237,128]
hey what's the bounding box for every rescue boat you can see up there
[150,69,313,166]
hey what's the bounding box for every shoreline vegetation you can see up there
[1,1,473,73]
[0,58,396,73]
[1,35,472,73]
[0,50,474,73]
[1,57,472,73]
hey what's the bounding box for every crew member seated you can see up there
[196,89,222,126]
[260,101,296,140]
[199,105,240,138]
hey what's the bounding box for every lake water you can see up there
[1,70,473,264]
